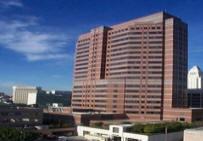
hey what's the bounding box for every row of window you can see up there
[76,54,89,59]
[108,66,162,70]
[74,76,87,79]
[108,71,162,75]
[75,54,163,63]
[110,51,163,57]
[78,38,90,43]
[107,76,162,80]
[75,66,88,71]
[109,61,162,66]
[74,85,107,89]
[110,41,163,48]
[110,36,163,43]
[109,31,162,39]
[77,49,89,55]
[75,62,88,67]
[77,42,90,47]
[125,111,160,114]
[106,56,162,62]
[109,25,162,35]
[109,46,162,52]
[125,90,161,93]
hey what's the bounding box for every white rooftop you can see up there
[185,127,203,133]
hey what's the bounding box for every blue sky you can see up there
[0,0,203,94]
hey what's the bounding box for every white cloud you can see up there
[0,0,23,7]
[0,19,70,61]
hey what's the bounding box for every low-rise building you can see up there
[43,103,72,114]
[12,86,72,107]
[184,127,203,141]
[0,105,42,127]
[43,105,75,129]
[77,124,183,141]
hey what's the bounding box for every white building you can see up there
[188,66,203,89]
[12,86,40,105]
[77,125,183,141]
[184,127,203,141]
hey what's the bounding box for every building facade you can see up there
[188,89,203,108]
[12,86,40,105]
[72,12,203,122]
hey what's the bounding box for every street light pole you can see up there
[165,126,168,141]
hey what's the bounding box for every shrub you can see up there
[143,124,165,134]
[0,127,40,141]
[92,122,104,128]
[166,122,183,132]
[128,124,144,133]
[128,122,191,135]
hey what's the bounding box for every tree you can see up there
[0,127,40,141]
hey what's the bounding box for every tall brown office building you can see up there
[72,12,203,122]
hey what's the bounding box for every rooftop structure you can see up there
[77,122,186,141]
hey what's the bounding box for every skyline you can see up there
[1,0,203,94]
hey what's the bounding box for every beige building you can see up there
[12,86,41,105]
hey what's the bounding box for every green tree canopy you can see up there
[0,127,40,141]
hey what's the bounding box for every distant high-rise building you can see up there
[187,66,203,108]
[188,66,203,89]
[72,12,203,122]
